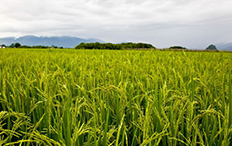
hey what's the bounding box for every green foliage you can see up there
[8,44,63,49]
[9,42,22,48]
[0,49,232,145]
[169,46,187,50]
[206,44,218,51]
[15,42,21,48]
[75,42,155,50]
[0,44,6,48]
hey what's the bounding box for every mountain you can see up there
[216,43,232,51]
[0,35,104,48]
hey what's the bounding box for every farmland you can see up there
[0,49,232,145]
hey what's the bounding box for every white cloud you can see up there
[0,0,232,48]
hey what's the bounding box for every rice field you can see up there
[0,48,232,146]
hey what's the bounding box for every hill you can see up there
[206,44,218,51]
[0,35,103,48]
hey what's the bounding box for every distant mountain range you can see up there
[1,35,232,50]
[216,43,232,51]
[0,35,104,48]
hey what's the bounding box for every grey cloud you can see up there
[0,0,232,48]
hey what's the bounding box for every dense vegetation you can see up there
[0,49,232,145]
[206,44,218,51]
[75,42,155,50]
[169,46,187,50]
[8,43,63,49]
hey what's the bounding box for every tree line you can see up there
[4,43,63,49]
[75,42,155,50]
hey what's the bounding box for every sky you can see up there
[0,0,232,49]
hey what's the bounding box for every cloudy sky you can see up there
[0,0,232,48]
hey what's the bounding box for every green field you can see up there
[0,49,232,145]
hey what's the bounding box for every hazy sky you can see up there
[0,0,232,48]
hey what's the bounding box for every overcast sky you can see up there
[0,0,232,48]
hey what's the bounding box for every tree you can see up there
[15,43,21,48]
[9,43,15,48]
[9,43,21,48]
[0,44,6,48]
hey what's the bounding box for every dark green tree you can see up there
[9,43,15,48]
[1,44,6,48]
[15,43,21,48]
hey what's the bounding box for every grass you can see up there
[0,48,232,145]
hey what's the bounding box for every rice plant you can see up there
[0,48,231,145]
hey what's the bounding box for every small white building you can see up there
[0,45,6,48]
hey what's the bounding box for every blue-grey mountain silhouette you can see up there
[0,35,103,48]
